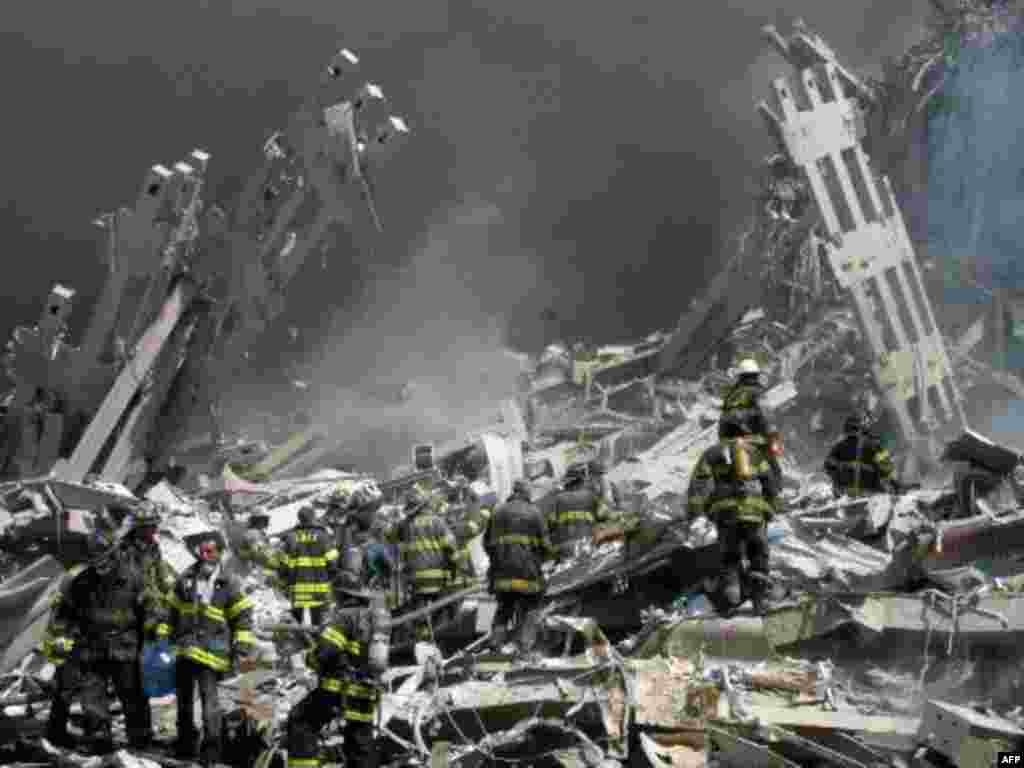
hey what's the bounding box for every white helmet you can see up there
[736,358,760,376]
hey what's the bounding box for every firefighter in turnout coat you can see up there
[824,414,896,497]
[546,463,609,559]
[278,505,340,625]
[118,502,177,746]
[387,487,457,638]
[444,481,495,593]
[686,430,785,616]
[156,531,256,765]
[484,480,557,652]
[41,550,151,752]
[285,574,391,768]
[720,358,783,483]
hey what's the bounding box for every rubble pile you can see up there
[6,6,1024,768]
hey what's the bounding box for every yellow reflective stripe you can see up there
[497,534,540,547]
[324,549,339,562]
[554,510,593,525]
[413,569,449,580]
[234,630,256,645]
[402,538,449,553]
[168,595,194,612]
[319,677,344,693]
[344,710,376,722]
[180,646,230,672]
[347,639,362,654]
[289,583,331,594]
[322,628,348,650]
[286,556,329,567]
[202,605,226,623]
[288,759,321,767]
[227,595,254,618]
[494,578,540,592]
[346,682,378,698]
[155,624,171,638]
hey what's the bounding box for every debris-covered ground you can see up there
[5,4,1024,767]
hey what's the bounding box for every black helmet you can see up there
[297,505,316,525]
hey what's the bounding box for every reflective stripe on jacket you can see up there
[41,559,146,663]
[449,502,488,589]
[279,525,340,609]
[720,382,769,436]
[39,564,88,665]
[687,439,783,525]
[123,543,177,638]
[545,487,607,551]
[824,433,894,496]
[157,564,255,672]
[393,509,457,596]
[306,606,382,723]
[485,495,556,594]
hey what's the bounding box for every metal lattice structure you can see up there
[758,24,966,452]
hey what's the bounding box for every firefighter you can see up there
[41,563,88,749]
[484,479,556,653]
[388,486,457,639]
[720,359,770,437]
[333,487,383,586]
[285,574,390,768]
[118,501,177,747]
[547,463,609,560]
[449,480,488,592]
[156,531,256,765]
[41,548,151,752]
[722,360,784,479]
[824,413,896,497]
[239,512,278,571]
[686,426,785,616]
[278,505,340,625]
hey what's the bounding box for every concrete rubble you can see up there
[4,5,1024,767]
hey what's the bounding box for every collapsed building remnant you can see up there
[0,48,411,493]
[758,21,965,461]
[7,7,1024,768]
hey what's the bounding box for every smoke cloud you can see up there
[0,0,932,469]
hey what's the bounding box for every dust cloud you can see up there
[257,200,534,474]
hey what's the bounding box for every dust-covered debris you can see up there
[5,8,1024,768]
